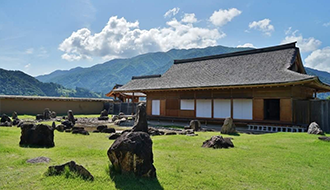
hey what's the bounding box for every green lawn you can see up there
[0,127,329,189]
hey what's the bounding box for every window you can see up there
[196,99,212,118]
[233,99,252,120]
[152,100,160,115]
[214,99,231,118]
[180,99,194,110]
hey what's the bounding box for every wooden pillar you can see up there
[132,92,135,114]
[230,89,233,119]
[211,91,214,119]
[194,91,196,118]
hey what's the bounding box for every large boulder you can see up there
[47,161,94,181]
[107,131,156,177]
[102,128,116,133]
[98,109,109,120]
[189,120,201,131]
[19,123,55,147]
[307,122,324,135]
[221,118,237,134]
[202,136,234,149]
[72,127,89,135]
[131,103,148,133]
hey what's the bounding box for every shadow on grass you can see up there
[108,165,163,190]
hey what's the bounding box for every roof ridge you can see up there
[174,42,297,64]
[132,74,161,80]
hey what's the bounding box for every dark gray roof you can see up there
[116,43,317,92]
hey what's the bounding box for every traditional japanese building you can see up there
[114,42,330,127]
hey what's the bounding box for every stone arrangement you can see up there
[202,136,234,149]
[19,123,55,147]
[35,108,57,120]
[0,114,12,127]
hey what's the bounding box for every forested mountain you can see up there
[0,68,103,98]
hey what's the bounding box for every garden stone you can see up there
[27,156,50,164]
[19,123,55,147]
[189,120,201,131]
[36,114,43,120]
[102,128,116,133]
[107,131,156,177]
[12,111,18,120]
[98,109,109,120]
[132,103,148,133]
[165,131,177,135]
[202,136,234,149]
[67,110,75,125]
[61,120,74,129]
[43,108,51,120]
[319,136,330,141]
[307,122,324,135]
[1,114,11,123]
[148,127,162,136]
[0,121,12,127]
[47,161,94,181]
[56,124,65,132]
[50,111,57,118]
[97,125,107,132]
[72,129,89,135]
[221,118,237,134]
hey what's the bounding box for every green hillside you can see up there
[0,68,103,98]
[36,45,252,93]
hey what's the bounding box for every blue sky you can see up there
[1,0,330,76]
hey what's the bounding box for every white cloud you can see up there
[181,13,197,23]
[305,47,330,72]
[164,7,180,18]
[323,22,330,27]
[24,63,31,68]
[248,19,274,36]
[25,48,34,54]
[59,16,225,61]
[281,30,321,53]
[209,8,242,27]
[237,43,255,48]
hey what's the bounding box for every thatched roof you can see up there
[115,43,330,92]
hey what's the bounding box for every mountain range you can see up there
[0,68,103,98]
[1,45,329,99]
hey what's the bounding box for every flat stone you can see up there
[319,136,330,141]
[27,156,50,164]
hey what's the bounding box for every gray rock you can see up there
[307,122,324,135]
[221,118,237,134]
[132,103,148,133]
[189,120,201,131]
[27,156,50,163]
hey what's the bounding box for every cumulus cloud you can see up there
[248,19,274,36]
[305,47,330,72]
[281,29,321,53]
[164,7,180,18]
[237,43,255,48]
[209,8,241,27]
[59,16,225,61]
[181,13,197,23]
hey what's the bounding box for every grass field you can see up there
[0,126,330,190]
